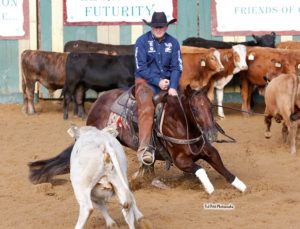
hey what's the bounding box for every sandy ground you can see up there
[0,99,300,229]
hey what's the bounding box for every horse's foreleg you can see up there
[174,154,214,194]
[202,144,246,192]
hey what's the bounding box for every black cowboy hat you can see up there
[143,12,177,27]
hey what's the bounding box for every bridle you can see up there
[155,90,206,155]
[155,89,236,155]
[188,89,236,143]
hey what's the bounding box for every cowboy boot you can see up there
[135,78,156,165]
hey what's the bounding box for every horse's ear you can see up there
[185,84,193,96]
[201,84,209,94]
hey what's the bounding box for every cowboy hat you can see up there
[143,12,177,27]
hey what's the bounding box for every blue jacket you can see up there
[134,31,182,92]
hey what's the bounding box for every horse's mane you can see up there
[164,91,202,136]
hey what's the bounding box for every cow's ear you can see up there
[224,53,232,62]
[271,31,276,37]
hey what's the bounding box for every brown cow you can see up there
[239,47,300,115]
[276,40,300,49]
[207,44,248,118]
[21,50,68,115]
[64,40,134,55]
[179,46,224,91]
[264,73,300,155]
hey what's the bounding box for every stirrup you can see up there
[138,146,155,166]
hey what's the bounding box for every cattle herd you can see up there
[22,32,300,228]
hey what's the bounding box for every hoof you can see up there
[218,115,225,120]
[151,178,169,190]
[231,177,247,192]
[217,113,225,119]
[131,165,155,180]
[264,132,272,139]
[290,148,296,155]
[107,221,118,228]
[138,217,154,229]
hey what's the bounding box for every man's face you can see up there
[151,26,168,39]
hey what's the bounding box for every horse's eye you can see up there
[191,107,198,113]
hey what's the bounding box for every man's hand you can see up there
[168,88,178,96]
[159,79,169,90]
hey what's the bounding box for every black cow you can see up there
[63,52,135,120]
[182,32,276,49]
[64,40,135,55]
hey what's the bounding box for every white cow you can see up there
[69,125,144,229]
[207,44,248,118]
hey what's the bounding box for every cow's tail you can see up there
[105,141,130,191]
[28,144,74,184]
[292,75,299,111]
[289,75,300,121]
[20,50,27,93]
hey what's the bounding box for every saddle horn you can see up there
[152,91,168,106]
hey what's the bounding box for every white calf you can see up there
[69,125,144,229]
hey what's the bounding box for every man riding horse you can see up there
[134,11,183,165]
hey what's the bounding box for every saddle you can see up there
[110,86,173,169]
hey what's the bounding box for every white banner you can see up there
[65,0,175,24]
[215,0,300,32]
[0,0,25,37]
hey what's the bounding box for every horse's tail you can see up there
[28,144,74,184]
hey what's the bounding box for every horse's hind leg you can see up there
[202,144,246,192]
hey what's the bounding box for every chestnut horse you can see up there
[28,86,246,194]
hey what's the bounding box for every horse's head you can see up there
[183,85,218,143]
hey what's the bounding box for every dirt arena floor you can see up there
[1,99,300,229]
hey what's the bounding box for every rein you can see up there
[189,91,236,143]
[156,92,205,156]
[214,122,236,143]
[213,104,265,116]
